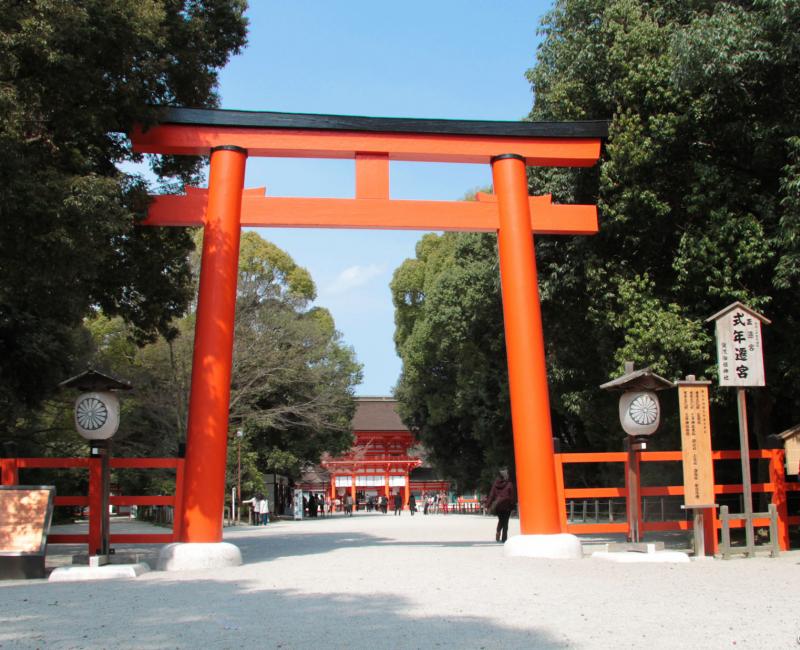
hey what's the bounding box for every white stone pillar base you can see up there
[157,542,242,571]
[503,533,583,559]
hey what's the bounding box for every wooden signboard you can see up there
[0,486,55,580]
[677,383,715,506]
[709,302,769,387]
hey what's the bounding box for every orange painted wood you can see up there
[54,497,89,506]
[493,155,560,536]
[173,458,185,542]
[566,523,629,534]
[556,452,628,463]
[131,124,601,166]
[0,459,18,485]
[554,455,568,531]
[640,486,686,497]
[181,146,247,543]
[564,487,626,498]
[48,534,89,544]
[110,534,174,544]
[643,521,692,532]
[110,496,174,506]
[16,458,90,468]
[110,458,181,469]
[769,450,790,551]
[143,192,599,234]
[88,457,103,555]
[355,153,389,199]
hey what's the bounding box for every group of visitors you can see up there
[420,491,450,515]
[242,494,269,525]
[302,493,328,517]
[243,470,516,544]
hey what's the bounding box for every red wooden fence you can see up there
[555,449,799,553]
[2,449,797,555]
[0,457,184,554]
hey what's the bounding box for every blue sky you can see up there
[213,1,552,395]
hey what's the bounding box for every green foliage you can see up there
[393,233,510,492]
[527,0,800,451]
[394,0,800,486]
[0,1,248,434]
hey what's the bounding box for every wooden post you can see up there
[404,474,410,510]
[736,388,755,555]
[181,145,247,543]
[553,454,568,531]
[0,458,19,485]
[172,458,185,542]
[491,154,560,536]
[88,454,103,555]
[768,449,790,551]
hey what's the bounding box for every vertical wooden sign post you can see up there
[706,302,770,557]
[676,376,716,556]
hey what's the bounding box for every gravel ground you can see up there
[1,513,798,649]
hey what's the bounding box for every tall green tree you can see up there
[392,233,511,491]
[529,0,800,452]
[0,1,248,435]
[394,0,800,487]
[84,231,360,482]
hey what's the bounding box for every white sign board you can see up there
[293,489,303,520]
[714,308,765,387]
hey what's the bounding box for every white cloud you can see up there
[324,264,386,295]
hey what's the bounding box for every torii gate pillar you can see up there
[158,145,247,570]
[492,154,560,535]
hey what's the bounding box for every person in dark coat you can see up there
[393,491,403,515]
[486,468,516,543]
[408,493,417,516]
[308,493,318,517]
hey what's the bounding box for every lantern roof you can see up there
[59,368,132,391]
[599,362,674,393]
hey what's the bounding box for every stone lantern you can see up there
[600,362,674,542]
[60,369,132,561]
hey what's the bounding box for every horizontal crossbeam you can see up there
[132,125,601,166]
[131,107,606,166]
[142,188,598,234]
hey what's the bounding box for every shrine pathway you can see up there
[1,512,799,649]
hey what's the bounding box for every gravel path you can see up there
[1,513,798,649]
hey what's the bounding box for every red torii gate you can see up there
[131,108,607,556]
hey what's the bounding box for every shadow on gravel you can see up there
[234,532,499,564]
[0,577,569,649]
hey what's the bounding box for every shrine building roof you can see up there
[352,397,409,432]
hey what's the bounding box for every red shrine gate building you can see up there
[300,397,449,507]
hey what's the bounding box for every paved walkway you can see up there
[1,513,799,649]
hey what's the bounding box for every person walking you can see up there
[408,493,417,516]
[344,493,353,516]
[257,494,269,525]
[393,491,402,516]
[486,469,516,543]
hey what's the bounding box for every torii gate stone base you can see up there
[131,108,608,568]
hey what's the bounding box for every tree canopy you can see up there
[393,0,800,489]
[25,230,361,497]
[0,0,248,433]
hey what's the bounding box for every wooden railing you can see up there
[555,449,799,553]
[0,457,184,553]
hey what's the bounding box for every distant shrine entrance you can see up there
[131,107,607,545]
[298,397,450,510]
